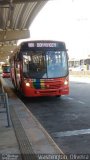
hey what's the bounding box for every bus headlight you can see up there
[25,82,30,87]
[64,80,68,85]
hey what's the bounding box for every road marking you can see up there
[77,100,85,104]
[63,96,85,104]
[53,129,90,137]
[62,96,74,100]
[67,97,74,100]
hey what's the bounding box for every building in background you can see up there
[69,55,90,71]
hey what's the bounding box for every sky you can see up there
[19,0,90,59]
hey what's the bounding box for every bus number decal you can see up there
[28,43,35,47]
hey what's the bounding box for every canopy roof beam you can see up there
[0,29,30,42]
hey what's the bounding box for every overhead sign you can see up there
[28,42,57,48]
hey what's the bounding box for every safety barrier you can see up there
[0,79,11,127]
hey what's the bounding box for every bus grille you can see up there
[46,84,61,89]
[39,90,57,95]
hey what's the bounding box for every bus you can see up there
[9,40,69,97]
[2,64,11,78]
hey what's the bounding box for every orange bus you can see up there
[9,40,69,97]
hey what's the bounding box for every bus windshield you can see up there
[2,66,10,73]
[23,50,68,79]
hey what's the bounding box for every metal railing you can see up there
[0,80,11,127]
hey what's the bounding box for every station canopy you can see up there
[0,0,48,62]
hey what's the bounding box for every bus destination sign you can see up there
[28,42,57,48]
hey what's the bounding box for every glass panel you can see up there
[22,50,68,78]
[23,51,47,78]
[2,66,10,73]
[46,51,68,78]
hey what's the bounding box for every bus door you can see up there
[15,61,22,90]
